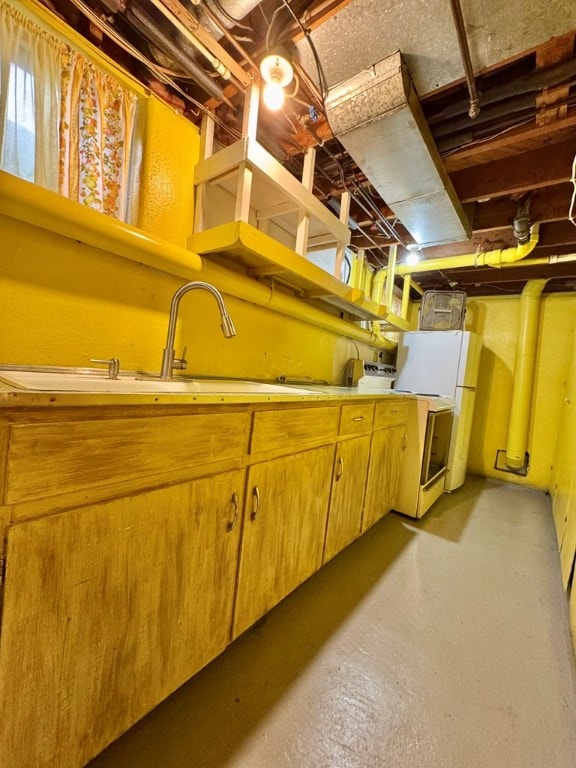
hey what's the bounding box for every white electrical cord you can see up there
[569,151,576,229]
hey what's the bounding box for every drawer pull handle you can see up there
[226,492,239,532]
[391,409,398,414]
[250,485,260,521]
[352,416,364,422]
[402,434,407,451]
[336,456,344,480]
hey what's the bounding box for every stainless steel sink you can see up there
[0,369,317,395]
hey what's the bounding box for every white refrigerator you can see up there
[395,330,482,492]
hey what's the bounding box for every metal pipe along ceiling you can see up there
[125,3,228,102]
[448,0,481,118]
[201,0,263,39]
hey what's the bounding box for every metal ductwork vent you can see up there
[325,52,472,248]
[419,290,466,331]
[200,0,263,40]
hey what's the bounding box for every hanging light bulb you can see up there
[406,243,422,267]
[260,47,293,111]
[263,77,285,111]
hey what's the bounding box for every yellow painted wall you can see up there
[137,98,198,247]
[0,207,371,383]
[0,0,385,384]
[465,294,576,490]
[0,90,375,384]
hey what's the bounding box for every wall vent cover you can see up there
[419,290,466,331]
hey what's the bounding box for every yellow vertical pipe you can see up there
[401,276,411,319]
[362,263,374,297]
[505,279,549,470]
[370,267,386,336]
[384,244,397,308]
[349,250,365,289]
[371,268,386,304]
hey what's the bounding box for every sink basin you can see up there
[0,369,317,395]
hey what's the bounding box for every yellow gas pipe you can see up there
[370,268,386,337]
[202,261,395,351]
[505,279,549,470]
[391,223,540,277]
[0,172,394,352]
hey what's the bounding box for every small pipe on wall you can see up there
[505,279,549,471]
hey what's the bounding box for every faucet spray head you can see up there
[221,314,237,338]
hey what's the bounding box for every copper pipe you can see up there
[449,0,481,118]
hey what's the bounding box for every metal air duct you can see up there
[200,0,262,39]
[325,51,471,248]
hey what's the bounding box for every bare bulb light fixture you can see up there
[406,243,422,267]
[260,47,294,111]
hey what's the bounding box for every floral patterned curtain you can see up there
[59,51,138,222]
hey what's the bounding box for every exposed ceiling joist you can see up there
[473,185,572,231]
[41,0,576,296]
[451,140,576,202]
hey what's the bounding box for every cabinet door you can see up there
[553,329,576,588]
[324,435,371,563]
[0,470,244,768]
[233,445,333,637]
[363,425,407,532]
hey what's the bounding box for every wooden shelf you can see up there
[191,123,410,331]
[189,221,390,321]
[374,311,411,332]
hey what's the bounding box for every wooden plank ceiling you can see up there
[47,0,576,296]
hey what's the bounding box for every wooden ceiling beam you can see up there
[442,113,576,172]
[472,183,573,231]
[413,260,576,285]
[401,219,576,261]
[450,139,576,202]
[293,0,355,41]
[535,32,575,125]
[538,220,576,246]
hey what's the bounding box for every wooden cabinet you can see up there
[0,470,244,768]
[324,434,371,563]
[362,404,408,532]
[0,394,414,767]
[322,401,374,563]
[551,329,576,588]
[233,445,334,637]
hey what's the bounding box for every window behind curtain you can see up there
[0,0,141,223]
[3,62,35,182]
[0,2,63,190]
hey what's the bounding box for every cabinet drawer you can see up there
[4,412,249,504]
[339,403,374,435]
[250,406,338,455]
[373,400,409,429]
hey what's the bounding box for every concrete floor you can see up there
[89,477,576,768]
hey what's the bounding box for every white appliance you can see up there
[394,394,454,519]
[395,330,482,492]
